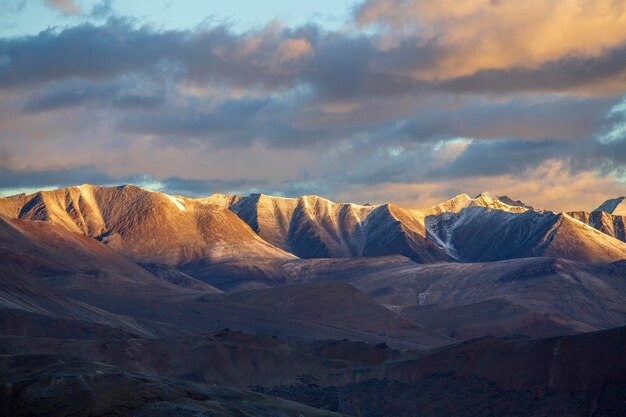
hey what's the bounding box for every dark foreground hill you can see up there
[1,326,624,417]
[0,354,345,417]
[258,326,626,417]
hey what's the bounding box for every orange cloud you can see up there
[43,0,81,15]
[356,0,626,79]
[274,38,313,64]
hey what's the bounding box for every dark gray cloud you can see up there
[0,167,270,198]
[398,97,611,142]
[572,138,626,177]
[3,19,626,97]
[0,19,179,89]
[430,140,564,179]
[22,83,113,113]
[157,177,269,196]
[118,98,270,146]
[22,80,164,113]
[0,167,115,190]
[0,19,313,92]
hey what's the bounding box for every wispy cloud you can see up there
[43,0,82,15]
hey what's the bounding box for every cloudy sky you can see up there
[1,0,625,211]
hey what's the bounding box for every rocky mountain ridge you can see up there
[1,184,625,264]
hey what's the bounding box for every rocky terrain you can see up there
[0,354,346,417]
[0,185,625,416]
[3,186,626,265]
[281,256,626,340]
[0,185,294,265]
[1,327,624,417]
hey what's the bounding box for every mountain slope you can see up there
[426,206,626,263]
[232,194,375,258]
[540,213,626,261]
[360,204,451,262]
[231,193,299,249]
[220,281,452,349]
[275,256,626,339]
[0,216,189,338]
[0,185,294,265]
[231,194,452,262]
[0,215,447,348]
[3,185,626,264]
[0,330,403,389]
[569,210,625,242]
[228,190,626,264]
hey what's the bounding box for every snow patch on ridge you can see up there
[165,195,186,212]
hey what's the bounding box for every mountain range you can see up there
[1,184,625,416]
[2,185,625,265]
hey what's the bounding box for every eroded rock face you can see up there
[569,208,626,243]
[568,196,626,244]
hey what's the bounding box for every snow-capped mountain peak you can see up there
[471,193,528,213]
[422,193,528,216]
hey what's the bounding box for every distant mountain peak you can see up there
[425,194,472,215]
[425,193,527,216]
[496,195,535,210]
[595,196,626,216]
[471,194,529,213]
